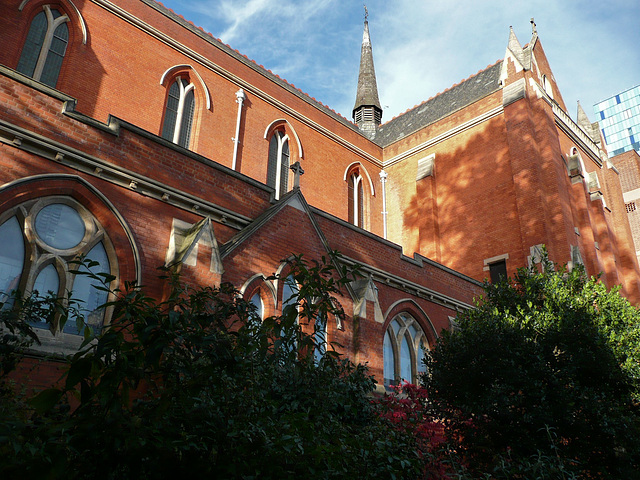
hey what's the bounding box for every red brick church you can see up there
[0,0,636,388]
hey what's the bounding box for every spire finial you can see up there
[530,17,537,35]
[364,4,368,22]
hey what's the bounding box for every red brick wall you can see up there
[219,203,480,382]
[381,42,640,299]
[0,69,481,388]
[3,0,640,393]
[0,0,385,237]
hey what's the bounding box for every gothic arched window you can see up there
[250,291,264,322]
[277,274,299,354]
[0,197,116,337]
[161,76,195,148]
[281,274,298,315]
[17,5,69,88]
[267,131,290,200]
[383,313,428,387]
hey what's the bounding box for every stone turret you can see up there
[507,26,525,65]
[503,19,539,74]
[353,14,382,139]
[577,101,601,145]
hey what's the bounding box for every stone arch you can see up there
[383,298,438,344]
[160,64,212,110]
[263,119,303,161]
[343,161,375,195]
[19,0,87,44]
[240,273,277,318]
[0,174,140,284]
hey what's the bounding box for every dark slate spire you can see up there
[353,10,382,139]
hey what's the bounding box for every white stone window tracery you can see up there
[0,197,116,344]
[267,131,290,200]
[161,76,195,148]
[348,172,364,227]
[383,313,428,387]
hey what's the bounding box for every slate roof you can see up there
[374,61,504,147]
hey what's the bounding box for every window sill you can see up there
[25,327,89,358]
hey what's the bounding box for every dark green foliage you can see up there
[427,257,640,478]
[0,254,423,479]
[0,293,41,380]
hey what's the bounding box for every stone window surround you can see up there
[19,4,69,85]
[482,253,509,272]
[0,195,118,356]
[161,75,196,147]
[383,312,428,387]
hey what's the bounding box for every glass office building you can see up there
[594,85,640,157]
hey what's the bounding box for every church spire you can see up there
[353,7,382,138]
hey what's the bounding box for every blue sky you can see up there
[157,0,639,124]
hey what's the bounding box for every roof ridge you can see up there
[220,189,335,261]
[153,1,355,125]
[380,59,503,125]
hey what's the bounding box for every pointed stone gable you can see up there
[507,27,525,66]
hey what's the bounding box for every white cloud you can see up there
[161,0,640,122]
[215,0,273,44]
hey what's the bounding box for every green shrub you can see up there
[427,257,640,478]
[1,254,424,479]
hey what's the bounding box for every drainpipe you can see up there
[232,89,246,170]
[379,170,388,239]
